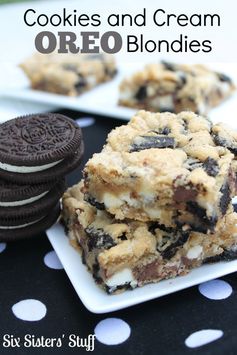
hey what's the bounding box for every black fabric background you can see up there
[0,110,237,355]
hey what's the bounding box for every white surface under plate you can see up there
[47,223,237,314]
[1,63,237,126]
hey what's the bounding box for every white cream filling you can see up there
[0,217,43,230]
[151,95,174,111]
[197,101,206,115]
[187,245,203,260]
[87,75,97,87]
[196,197,216,220]
[144,207,161,219]
[104,190,156,210]
[0,190,49,207]
[0,159,63,173]
[147,86,156,96]
[103,193,123,209]
[106,268,137,288]
[219,82,231,95]
[119,90,133,101]
[140,189,156,204]
[119,192,138,207]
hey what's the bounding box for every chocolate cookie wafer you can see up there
[0,179,65,225]
[0,113,84,184]
[0,178,57,207]
[0,203,61,241]
[0,180,65,241]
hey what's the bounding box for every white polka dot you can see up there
[185,329,223,348]
[198,279,232,300]
[0,242,6,253]
[12,299,47,321]
[94,318,131,345]
[44,251,63,270]
[76,117,95,128]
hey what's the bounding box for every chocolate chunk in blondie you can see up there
[130,135,175,152]
[135,86,147,101]
[84,193,105,210]
[86,227,117,251]
[203,157,219,177]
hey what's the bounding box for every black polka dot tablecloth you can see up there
[1,109,237,355]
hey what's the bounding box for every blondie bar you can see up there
[83,111,237,232]
[20,52,117,96]
[62,182,237,294]
[119,62,235,115]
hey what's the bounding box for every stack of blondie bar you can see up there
[62,110,237,293]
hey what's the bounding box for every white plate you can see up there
[47,223,237,314]
[2,63,237,126]
[0,63,139,121]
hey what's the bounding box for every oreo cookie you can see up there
[0,178,56,206]
[0,148,84,184]
[0,179,65,225]
[130,135,175,152]
[0,113,84,183]
[0,203,61,241]
[0,178,65,241]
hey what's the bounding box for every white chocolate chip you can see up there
[187,245,203,259]
[103,193,123,208]
[106,268,137,288]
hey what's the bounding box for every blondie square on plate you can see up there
[119,62,235,115]
[83,111,237,232]
[20,52,117,96]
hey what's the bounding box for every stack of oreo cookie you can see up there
[0,113,83,241]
